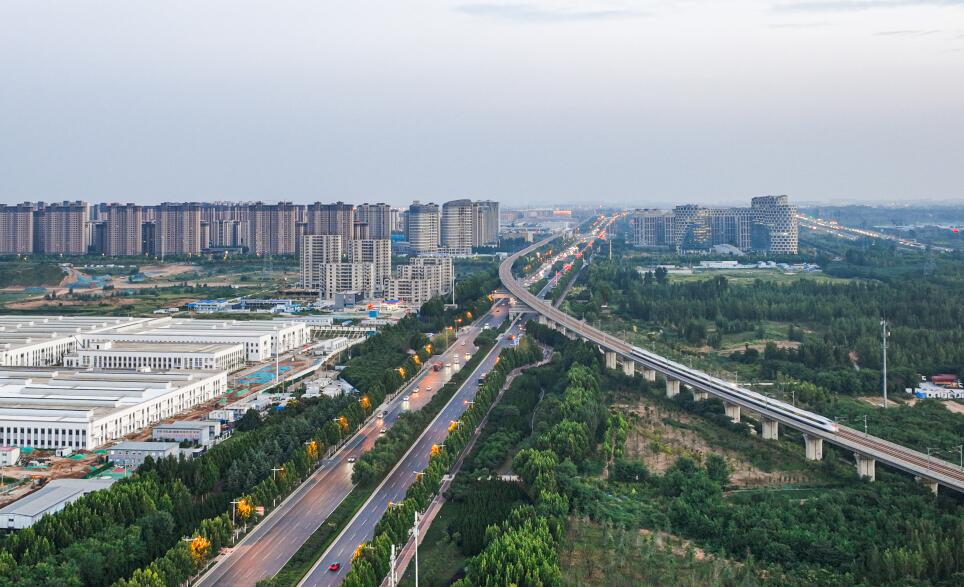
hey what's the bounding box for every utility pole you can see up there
[413,510,420,587]
[388,544,397,587]
[881,320,889,409]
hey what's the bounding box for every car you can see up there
[346,457,356,463]
[402,395,410,401]
[377,411,386,418]
[328,563,341,572]
[426,386,432,392]
[413,386,420,393]
[461,341,466,346]
[380,428,387,434]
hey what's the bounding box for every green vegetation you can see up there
[0,262,63,288]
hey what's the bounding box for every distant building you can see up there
[0,478,116,529]
[245,202,299,255]
[151,420,221,446]
[40,201,90,255]
[406,202,440,254]
[108,441,181,467]
[105,203,144,256]
[0,203,36,255]
[307,202,355,252]
[629,195,798,254]
[0,446,20,467]
[355,203,394,239]
[387,256,454,306]
[155,202,203,256]
[348,239,392,289]
[64,340,246,372]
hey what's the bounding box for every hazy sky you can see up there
[1,1,962,207]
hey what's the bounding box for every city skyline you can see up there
[2,1,962,206]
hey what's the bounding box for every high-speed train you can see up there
[629,345,838,433]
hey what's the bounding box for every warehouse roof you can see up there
[0,478,115,518]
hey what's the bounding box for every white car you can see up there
[426,386,432,392]
[413,387,420,393]
[402,395,410,401]
[380,428,387,434]
[347,456,356,463]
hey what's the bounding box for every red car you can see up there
[328,563,341,572]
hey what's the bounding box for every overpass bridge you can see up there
[501,233,964,495]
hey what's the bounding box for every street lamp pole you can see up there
[881,320,889,409]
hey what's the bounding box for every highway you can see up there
[501,230,964,493]
[196,300,511,587]
[298,308,524,586]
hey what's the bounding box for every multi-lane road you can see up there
[502,230,964,493]
[298,307,524,586]
[197,300,511,587]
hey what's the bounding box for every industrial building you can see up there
[80,317,310,362]
[64,341,246,372]
[0,368,227,450]
[151,420,221,446]
[0,478,116,529]
[0,316,156,367]
[108,441,181,467]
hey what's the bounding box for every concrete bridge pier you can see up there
[762,418,779,440]
[558,325,567,337]
[724,402,741,423]
[604,351,617,370]
[692,390,709,401]
[665,378,680,398]
[855,454,876,481]
[915,476,939,495]
[537,315,547,326]
[804,434,823,461]
[622,361,635,377]
[642,368,657,382]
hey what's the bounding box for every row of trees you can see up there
[341,338,544,587]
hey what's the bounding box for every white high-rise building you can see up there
[301,234,344,289]
[348,239,392,288]
[441,199,481,251]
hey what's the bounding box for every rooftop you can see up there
[109,441,181,451]
[0,316,155,354]
[0,478,116,518]
[154,420,218,430]
[77,341,243,354]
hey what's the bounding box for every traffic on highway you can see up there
[196,300,511,587]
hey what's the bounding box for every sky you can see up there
[0,1,962,208]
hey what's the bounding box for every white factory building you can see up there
[64,341,246,372]
[78,317,310,362]
[0,368,227,450]
[0,478,116,529]
[0,316,155,367]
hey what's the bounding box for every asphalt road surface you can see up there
[196,300,510,587]
[298,311,524,586]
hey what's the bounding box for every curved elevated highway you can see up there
[501,232,964,495]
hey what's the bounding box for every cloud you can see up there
[456,3,645,23]
[874,29,941,35]
[769,21,833,28]
[778,0,964,11]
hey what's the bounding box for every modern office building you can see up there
[406,201,440,254]
[105,203,144,256]
[0,203,36,255]
[630,195,798,254]
[0,368,227,450]
[355,203,394,239]
[307,202,355,251]
[64,341,246,372]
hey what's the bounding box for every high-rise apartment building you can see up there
[105,203,143,256]
[406,202,440,254]
[41,201,90,255]
[245,202,298,255]
[441,199,481,251]
[388,256,454,306]
[348,239,392,287]
[155,203,202,256]
[307,202,355,250]
[300,234,344,289]
[0,203,36,255]
[355,203,394,240]
[629,195,798,254]
[477,200,500,245]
